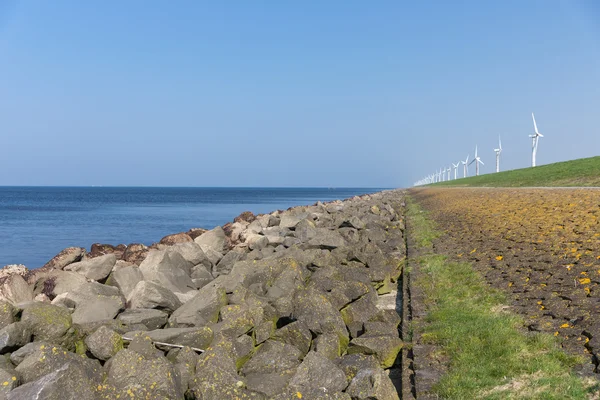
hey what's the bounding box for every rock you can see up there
[160,232,193,245]
[272,320,312,356]
[245,234,269,251]
[88,243,124,258]
[233,334,255,369]
[340,215,366,230]
[170,242,211,268]
[0,264,28,280]
[190,264,214,289]
[40,247,85,271]
[169,284,227,327]
[121,243,149,265]
[346,368,400,400]
[127,327,213,351]
[234,211,256,224]
[293,287,349,352]
[0,367,18,395]
[167,346,199,393]
[106,265,142,298]
[15,345,101,384]
[105,348,183,399]
[0,322,32,353]
[51,282,125,325]
[305,228,346,250]
[191,334,260,399]
[279,213,304,229]
[117,309,168,330]
[194,226,228,253]
[186,228,208,240]
[0,274,33,305]
[127,281,182,312]
[216,304,260,337]
[312,333,344,360]
[334,353,381,384]
[20,302,72,343]
[288,351,348,394]
[224,222,248,243]
[63,253,116,281]
[84,326,123,361]
[340,296,380,331]
[0,302,15,330]
[139,249,196,294]
[32,271,87,300]
[294,219,318,242]
[199,245,223,266]
[10,341,53,365]
[347,335,403,369]
[242,340,302,397]
[8,361,99,400]
[214,249,247,277]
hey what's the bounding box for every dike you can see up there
[0,190,407,399]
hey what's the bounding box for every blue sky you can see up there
[0,1,598,187]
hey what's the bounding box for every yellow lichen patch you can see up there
[560,323,570,329]
[495,255,503,261]
[297,392,303,399]
[579,278,591,285]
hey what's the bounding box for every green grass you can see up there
[407,199,599,399]
[432,156,600,187]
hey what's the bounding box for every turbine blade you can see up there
[479,159,485,166]
[532,113,539,134]
[499,136,502,150]
[538,133,544,137]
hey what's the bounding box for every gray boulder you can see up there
[51,282,125,325]
[346,368,400,400]
[84,326,123,361]
[8,361,98,400]
[305,228,346,249]
[105,348,184,399]
[0,274,33,305]
[214,249,247,277]
[348,335,403,369]
[194,226,228,253]
[272,320,312,356]
[169,284,227,327]
[127,281,182,312]
[279,213,304,229]
[32,271,87,299]
[40,247,85,271]
[288,351,348,394]
[127,327,214,351]
[139,249,196,294]
[20,302,72,343]
[63,253,116,281]
[0,322,32,352]
[0,301,15,330]
[170,241,211,268]
[106,265,142,298]
[117,308,168,330]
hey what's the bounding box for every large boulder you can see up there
[117,308,168,330]
[288,351,348,394]
[160,232,193,245]
[8,361,99,400]
[169,284,227,327]
[105,346,183,399]
[346,368,400,400]
[126,327,213,351]
[84,325,123,361]
[170,242,211,268]
[32,271,87,300]
[139,249,196,295]
[0,274,33,305]
[63,253,116,281]
[348,335,403,369]
[126,281,182,313]
[194,226,228,253]
[106,265,142,298]
[40,247,85,271]
[20,302,72,344]
[214,249,247,277]
[0,322,32,353]
[0,301,15,330]
[51,282,125,325]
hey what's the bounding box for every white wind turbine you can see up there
[447,166,451,181]
[469,145,484,176]
[494,136,502,173]
[442,167,447,182]
[461,154,469,178]
[530,113,544,167]
[452,162,460,180]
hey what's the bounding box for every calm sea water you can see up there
[0,187,386,269]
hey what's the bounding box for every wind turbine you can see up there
[494,136,502,173]
[442,167,447,182]
[530,113,544,167]
[469,145,484,176]
[452,162,460,180]
[461,155,469,178]
[447,166,451,181]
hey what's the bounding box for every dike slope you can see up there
[0,190,407,399]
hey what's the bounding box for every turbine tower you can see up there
[447,166,451,181]
[530,113,544,167]
[494,136,502,173]
[442,167,447,182]
[452,162,460,180]
[469,145,484,176]
[461,155,469,178]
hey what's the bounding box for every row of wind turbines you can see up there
[414,113,544,186]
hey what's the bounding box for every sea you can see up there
[0,187,387,269]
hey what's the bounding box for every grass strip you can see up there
[407,198,599,399]
[432,155,600,187]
